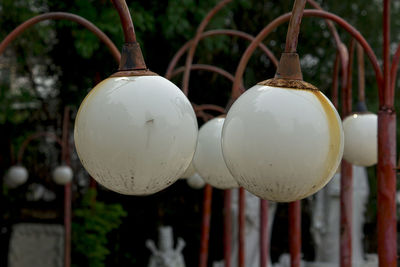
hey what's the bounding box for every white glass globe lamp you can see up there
[193,117,238,189]
[74,43,198,195]
[187,173,206,189]
[342,112,377,167]
[222,78,344,202]
[5,165,28,188]
[52,165,73,185]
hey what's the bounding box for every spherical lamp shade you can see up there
[52,165,73,185]
[342,113,377,166]
[180,161,195,179]
[5,165,28,188]
[187,173,206,189]
[222,83,344,202]
[193,117,238,189]
[74,75,198,195]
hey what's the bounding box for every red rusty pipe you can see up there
[377,110,397,267]
[390,44,400,93]
[238,187,246,267]
[383,0,391,105]
[340,39,355,267]
[182,0,233,95]
[285,0,307,53]
[199,184,213,267]
[260,200,269,267]
[0,12,120,62]
[193,103,226,114]
[165,29,278,80]
[289,201,301,267]
[17,132,63,164]
[357,44,366,103]
[224,189,232,267]
[61,107,71,267]
[170,64,245,92]
[111,0,136,43]
[331,51,340,108]
[306,0,342,48]
[231,10,383,101]
[377,1,397,266]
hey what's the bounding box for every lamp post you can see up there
[74,0,198,196]
[232,4,396,267]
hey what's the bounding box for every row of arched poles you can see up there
[0,0,398,267]
[167,0,397,267]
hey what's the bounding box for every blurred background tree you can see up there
[0,0,399,266]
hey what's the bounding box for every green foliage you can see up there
[72,189,127,267]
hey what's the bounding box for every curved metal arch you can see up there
[17,132,63,164]
[165,29,278,80]
[232,10,382,103]
[0,12,120,62]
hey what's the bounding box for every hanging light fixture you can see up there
[4,165,29,188]
[193,117,238,189]
[221,0,344,202]
[74,0,198,195]
[342,44,377,167]
[52,165,74,185]
[187,173,206,189]
[343,112,377,167]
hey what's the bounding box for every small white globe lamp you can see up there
[193,117,238,189]
[187,173,206,189]
[342,109,377,167]
[52,165,74,185]
[222,54,344,202]
[4,165,28,188]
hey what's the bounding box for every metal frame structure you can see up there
[0,0,398,267]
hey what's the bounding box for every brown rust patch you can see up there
[258,78,319,91]
[111,69,158,77]
[309,90,343,194]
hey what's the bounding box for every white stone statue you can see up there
[307,166,378,267]
[231,189,277,267]
[146,226,186,267]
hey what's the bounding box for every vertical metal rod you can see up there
[377,111,397,267]
[224,189,232,267]
[260,200,269,267]
[289,201,301,267]
[357,44,365,103]
[238,188,246,267]
[284,0,307,53]
[199,184,213,267]
[61,107,71,267]
[331,51,340,108]
[378,1,397,266]
[111,0,137,43]
[340,39,354,267]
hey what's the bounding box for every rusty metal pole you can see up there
[238,187,246,267]
[61,107,71,267]
[378,0,397,266]
[199,184,213,267]
[289,201,301,267]
[224,189,232,267]
[0,12,120,61]
[340,39,355,267]
[260,200,269,267]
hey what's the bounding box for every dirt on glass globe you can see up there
[222,79,344,202]
[74,75,198,195]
